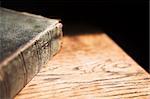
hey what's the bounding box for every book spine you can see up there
[0,23,63,99]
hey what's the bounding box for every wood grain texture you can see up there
[15,33,150,99]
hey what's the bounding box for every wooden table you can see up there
[15,33,150,99]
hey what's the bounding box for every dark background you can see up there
[1,0,149,72]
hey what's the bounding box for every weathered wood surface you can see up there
[0,8,62,99]
[15,33,150,99]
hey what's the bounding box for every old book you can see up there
[0,7,63,99]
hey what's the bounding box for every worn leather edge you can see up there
[0,23,63,99]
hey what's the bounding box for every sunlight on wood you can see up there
[15,33,150,99]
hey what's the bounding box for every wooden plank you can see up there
[0,8,62,99]
[15,33,150,99]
